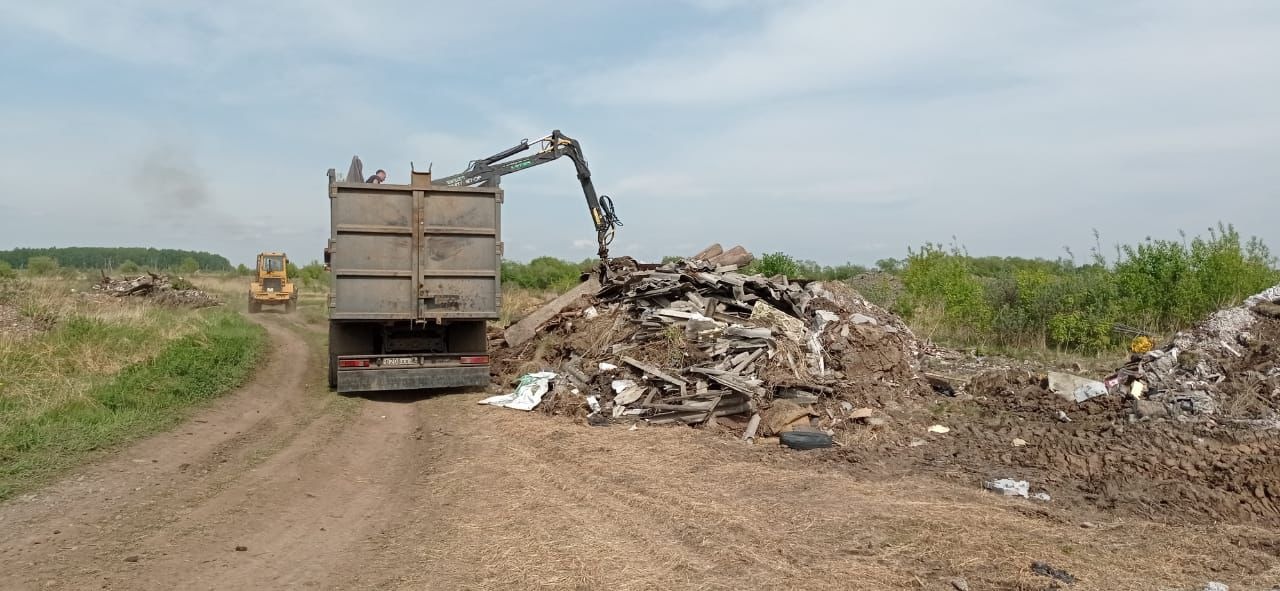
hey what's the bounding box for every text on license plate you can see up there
[382,357,416,367]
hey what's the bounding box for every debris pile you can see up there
[1108,282,1280,421]
[493,245,927,442]
[93,273,221,309]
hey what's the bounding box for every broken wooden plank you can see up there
[645,402,753,424]
[621,356,689,386]
[657,308,705,320]
[505,276,600,347]
[724,326,772,340]
[701,394,725,425]
[708,373,766,397]
[730,348,767,374]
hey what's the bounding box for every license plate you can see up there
[382,357,416,367]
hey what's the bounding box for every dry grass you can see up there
[500,285,559,327]
[0,278,203,422]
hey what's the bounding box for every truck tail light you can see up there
[337,359,370,368]
[460,356,490,365]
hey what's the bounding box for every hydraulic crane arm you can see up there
[433,130,622,264]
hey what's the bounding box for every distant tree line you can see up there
[0,247,232,272]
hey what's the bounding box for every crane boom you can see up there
[433,130,622,265]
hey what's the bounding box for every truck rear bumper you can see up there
[336,366,490,393]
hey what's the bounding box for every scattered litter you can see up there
[1203,582,1229,591]
[985,479,1030,498]
[849,313,877,325]
[928,425,951,434]
[582,306,599,320]
[1032,492,1051,502]
[1056,410,1072,423]
[1030,561,1076,584]
[479,372,556,411]
[1048,371,1108,403]
[848,407,874,420]
[598,362,618,371]
[1012,438,1027,447]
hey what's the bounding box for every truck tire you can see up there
[780,430,834,450]
[328,352,338,389]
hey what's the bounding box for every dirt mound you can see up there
[93,273,220,308]
[871,285,1280,528]
[892,370,1280,528]
[491,255,929,439]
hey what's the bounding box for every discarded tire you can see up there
[780,431,833,450]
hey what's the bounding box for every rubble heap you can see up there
[93,273,221,309]
[494,245,927,441]
[1110,282,1280,421]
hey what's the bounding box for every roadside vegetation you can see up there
[0,275,266,499]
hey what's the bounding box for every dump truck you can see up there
[248,251,298,314]
[324,166,502,392]
[327,131,621,393]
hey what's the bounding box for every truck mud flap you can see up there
[336,366,490,393]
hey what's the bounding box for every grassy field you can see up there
[0,275,266,499]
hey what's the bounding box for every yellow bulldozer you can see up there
[248,251,298,314]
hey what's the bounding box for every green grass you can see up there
[0,309,266,499]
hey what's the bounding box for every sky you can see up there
[1,0,1278,268]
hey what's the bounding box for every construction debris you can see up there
[93,273,221,308]
[1105,282,1280,421]
[492,244,925,439]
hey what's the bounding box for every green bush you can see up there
[0,261,13,279]
[901,243,993,334]
[752,252,800,278]
[119,260,140,274]
[893,223,1278,353]
[296,261,330,289]
[501,257,586,291]
[179,257,199,274]
[26,256,58,276]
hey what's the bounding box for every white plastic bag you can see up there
[479,372,557,411]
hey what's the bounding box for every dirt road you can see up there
[2,314,1277,590]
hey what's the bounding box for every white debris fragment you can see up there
[985,479,1030,498]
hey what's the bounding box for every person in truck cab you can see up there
[366,169,386,184]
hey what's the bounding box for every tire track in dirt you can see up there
[0,314,425,590]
